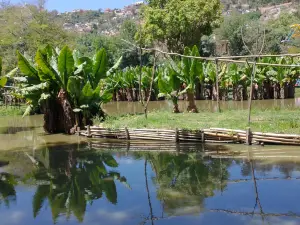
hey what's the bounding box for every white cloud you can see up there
[0,211,25,225]
[97,209,130,221]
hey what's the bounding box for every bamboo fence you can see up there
[77,126,300,146]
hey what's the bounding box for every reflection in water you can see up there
[141,153,230,216]
[0,161,16,207]
[1,144,300,224]
[23,145,130,223]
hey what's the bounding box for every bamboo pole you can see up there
[215,59,221,113]
[248,58,257,126]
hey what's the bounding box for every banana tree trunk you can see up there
[43,98,60,133]
[288,81,296,98]
[132,88,137,101]
[171,96,180,113]
[204,83,212,100]
[112,91,117,101]
[263,81,271,99]
[187,90,198,113]
[232,85,238,101]
[251,84,258,100]
[126,88,133,102]
[219,87,228,101]
[242,85,248,101]
[280,82,289,99]
[57,89,75,134]
[273,83,281,99]
[212,84,218,101]
[257,85,264,100]
[195,80,205,100]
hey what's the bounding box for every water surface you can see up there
[1,141,300,225]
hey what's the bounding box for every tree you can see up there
[157,65,182,113]
[138,0,222,52]
[0,3,74,72]
[172,45,203,113]
[16,45,121,134]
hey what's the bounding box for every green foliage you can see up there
[16,45,121,126]
[138,0,222,52]
[0,4,74,73]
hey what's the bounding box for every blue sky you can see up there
[11,0,139,12]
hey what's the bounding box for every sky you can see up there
[10,0,139,12]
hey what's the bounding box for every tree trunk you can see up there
[280,83,289,99]
[257,86,263,100]
[133,88,137,101]
[274,83,281,99]
[126,88,133,102]
[204,83,212,100]
[252,84,258,100]
[219,87,228,101]
[263,81,271,99]
[43,98,60,133]
[242,85,248,101]
[57,89,75,134]
[195,80,202,100]
[112,91,117,101]
[187,90,198,113]
[172,97,180,113]
[212,84,218,101]
[288,81,296,98]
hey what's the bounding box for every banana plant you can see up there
[157,66,183,113]
[255,57,276,99]
[123,67,138,101]
[177,45,203,113]
[0,57,8,88]
[16,45,121,133]
[227,63,248,101]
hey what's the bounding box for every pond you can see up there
[1,142,300,225]
[1,113,300,225]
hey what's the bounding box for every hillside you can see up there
[57,2,142,36]
[57,0,296,36]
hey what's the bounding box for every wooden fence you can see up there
[77,126,300,146]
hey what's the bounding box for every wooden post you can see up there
[125,127,130,140]
[87,125,91,138]
[201,130,205,143]
[248,58,257,126]
[175,128,179,142]
[246,127,252,145]
[215,59,221,113]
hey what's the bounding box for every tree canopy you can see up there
[138,0,222,52]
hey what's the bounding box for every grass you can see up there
[0,105,26,116]
[96,107,300,134]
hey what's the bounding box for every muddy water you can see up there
[2,112,300,224]
[103,98,300,115]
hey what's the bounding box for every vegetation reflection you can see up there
[24,146,129,223]
[134,152,231,216]
[0,161,16,207]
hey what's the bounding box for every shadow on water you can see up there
[0,126,37,134]
[1,141,300,224]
